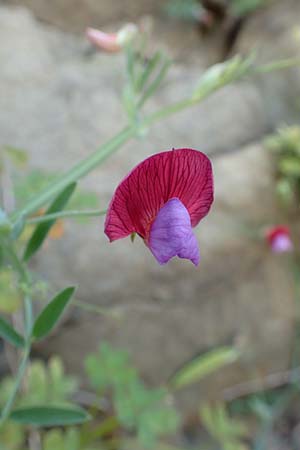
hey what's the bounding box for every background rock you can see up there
[235,0,300,126]
[3,0,164,32]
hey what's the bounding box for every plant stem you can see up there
[255,57,300,74]
[26,209,107,224]
[0,344,30,427]
[12,125,136,222]
[0,240,33,426]
[73,299,121,319]
[143,98,199,127]
[24,294,33,339]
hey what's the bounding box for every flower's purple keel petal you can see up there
[272,234,293,253]
[148,198,200,266]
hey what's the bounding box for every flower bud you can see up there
[265,225,293,253]
[86,23,138,53]
[192,55,254,100]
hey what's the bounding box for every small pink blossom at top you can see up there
[86,24,138,53]
[266,225,293,253]
[104,148,214,266]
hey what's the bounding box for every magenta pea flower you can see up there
[266,225,293,253]
[104,148,214,266]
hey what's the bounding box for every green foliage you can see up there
[42,428,98,450]
[0,357,79,448]
[265,125,300,206]
[0,357,77,408]
[32,286,76,340]
[200,402,248,450]
[0,316,24,348]
[23,182,77,261]
[43,428,81,450]
[0,420,25,450]
[230,0,265,16]
[164,0,265,22]
[164,0,203,22]
[0,269,22,314]
[192,54,255,101]
[13,169,99,215]
[0,209,12,236]
[122,41,172,125]
[169,347,239,390]
[86,343,179,448]
[10,405,90,427]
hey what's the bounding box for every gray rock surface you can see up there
[0,4,297,403]
[235,0,300,126]
[3,0,164,31]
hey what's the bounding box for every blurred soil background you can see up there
[1,0,300,448]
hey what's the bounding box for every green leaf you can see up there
[0,316,25,348]
[279,157,300,176]
[23,182,76,261]
[33,286,76,340]
[137,57,171,108]
[200,402,248,450]
[230,0,264,17]
[164,0,203,22]
[136,51,162,91]
[10,405,90,426]
[169,347,239,390]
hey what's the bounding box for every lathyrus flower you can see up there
[266,225,293,253]
[105,148,213,266]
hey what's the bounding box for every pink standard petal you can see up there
[148,198,200,266]
[105,148,213,242]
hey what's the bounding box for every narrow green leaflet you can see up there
[0,316,25,348]
[137,57,171,108]
[0,208,11,235]
[10,405,90,426]
[169,347,239,390]
[33,286,76,340]
[23,182,77,261]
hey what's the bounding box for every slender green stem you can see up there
[143,98,198,127]
[73,299,121,319]
[26,209,107,225]
[0,240,33,426]
[255,57,300,74]
[11,125,136,222]
[0,345,30,427]
[24,295,33,339]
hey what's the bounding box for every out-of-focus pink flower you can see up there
[266,225,293,253]
[105,148,214,266]
[86,24,138,53]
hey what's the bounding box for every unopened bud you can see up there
[86,23,138,53]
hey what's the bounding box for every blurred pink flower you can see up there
[86,24,138,53]
[266,225,293,253]
[105,148,214,266]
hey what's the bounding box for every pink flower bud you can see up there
[86,24,138,53]
[266,225,293,253]
[86,28,120,53]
